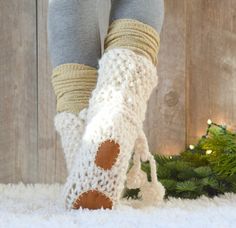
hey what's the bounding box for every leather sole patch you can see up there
[95,140,120,170]
[72,190,113,210]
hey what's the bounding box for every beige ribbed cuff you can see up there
[51,63,97,113]
[104,19,160,65]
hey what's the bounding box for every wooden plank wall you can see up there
[0,0,38,183]
[186,0,236,144]
[0,0,235,183]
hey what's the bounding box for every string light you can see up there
[207,119,212,125]
[206,150,212,155]
[188,119,227,154]
[189,144,195,150]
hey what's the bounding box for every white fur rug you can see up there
[0,183,235,228]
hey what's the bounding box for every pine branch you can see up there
[123,120,236,200]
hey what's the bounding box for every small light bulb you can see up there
[189,144,195,150]
[206,150,212,154]
[207,119,212,125]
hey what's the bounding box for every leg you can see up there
[63,0,165,210]
[110,0,164,34]
[105,0,164,65]
[104,0,165,206]
[48,0,101,68]
[48,0,100,172]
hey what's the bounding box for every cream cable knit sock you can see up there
[63,48,165,209]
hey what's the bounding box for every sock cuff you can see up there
[104,19,160,65]
[51,63,97,113]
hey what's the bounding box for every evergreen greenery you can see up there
[123,120,236,200]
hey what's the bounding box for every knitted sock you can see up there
[51,64,97,172]
[63,19,165,210]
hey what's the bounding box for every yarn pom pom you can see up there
[126,165,147,189]
[140,181,166,206]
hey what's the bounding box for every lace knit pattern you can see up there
[63,48,159,209]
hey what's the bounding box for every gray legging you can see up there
[48,0,164,68]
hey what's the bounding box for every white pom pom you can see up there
[140,181,165,206]
[126,165,147,189]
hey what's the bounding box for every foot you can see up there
[63,48,163,209]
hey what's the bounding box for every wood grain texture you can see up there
[37,0,67,183]
[0,0,236,183]
[0,0,38,183]
[144,0,187,155]
[186,0,236,145]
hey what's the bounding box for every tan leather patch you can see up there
[95,140,120,170]
[72,190,113,210]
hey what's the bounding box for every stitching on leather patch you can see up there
[95,140,120,170]
[72,190,113,210]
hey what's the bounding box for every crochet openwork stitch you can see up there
[63,48,165,209]
[54,110,87,172]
